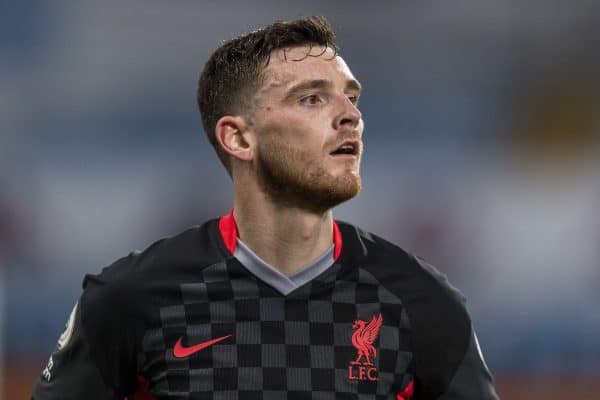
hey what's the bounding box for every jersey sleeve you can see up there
[407,258,499,400]
[436,327,499,400]
[32,265,141,399]
[31,300,120,399]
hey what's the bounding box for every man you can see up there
[32,16,499,399]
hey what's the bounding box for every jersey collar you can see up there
[218,208,343,261]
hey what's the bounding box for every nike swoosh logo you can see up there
[173,334,232,358]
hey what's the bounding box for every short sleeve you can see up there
[401,257,499,399]
[31,300,119,399]
[32,266,141,400]
[436,327,499,399]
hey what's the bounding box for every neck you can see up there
[233,186,334,276]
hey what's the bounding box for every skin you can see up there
[215,45,364,276]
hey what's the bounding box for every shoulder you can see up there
[337,220,476,398]
[336,220,466,310]
[82,217,225,290]
[71,218,227,389]
[79,218,226,324]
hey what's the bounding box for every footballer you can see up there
[32,16,499,399]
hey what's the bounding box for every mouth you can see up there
[329,140,360,157]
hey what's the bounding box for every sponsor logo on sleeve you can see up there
[42,355,54,382]
[57,301,78,350]
[41,301,78,381]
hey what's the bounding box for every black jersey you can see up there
[32,211,499,399]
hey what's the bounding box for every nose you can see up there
[332,94,362,131]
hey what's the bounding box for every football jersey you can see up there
[32,210,499,399]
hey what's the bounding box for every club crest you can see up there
[348,313,383,381]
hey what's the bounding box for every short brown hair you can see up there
[197,16,338,175]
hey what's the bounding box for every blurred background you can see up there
[2,0,599,398]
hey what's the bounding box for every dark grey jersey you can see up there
[32,211,499,399]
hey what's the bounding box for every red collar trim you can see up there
[332,219,342,261]
[218,209,343,261]
[218,209,239,255]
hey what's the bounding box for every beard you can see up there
[256,134,362,214]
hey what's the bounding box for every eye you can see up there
[347,95,360,105]
[300,94,324,105]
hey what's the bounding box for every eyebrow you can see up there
[283,78,362,101]
[345,79,362,93]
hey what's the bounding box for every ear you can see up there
[215,115,255,162]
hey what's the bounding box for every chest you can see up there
[139,267,413,399]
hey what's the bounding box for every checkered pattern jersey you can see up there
[32,217,499,400]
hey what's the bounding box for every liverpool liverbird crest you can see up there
[348,313,383,381]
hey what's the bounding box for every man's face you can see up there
[250,45,364,213]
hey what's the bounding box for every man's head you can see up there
[197,16,364,213]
